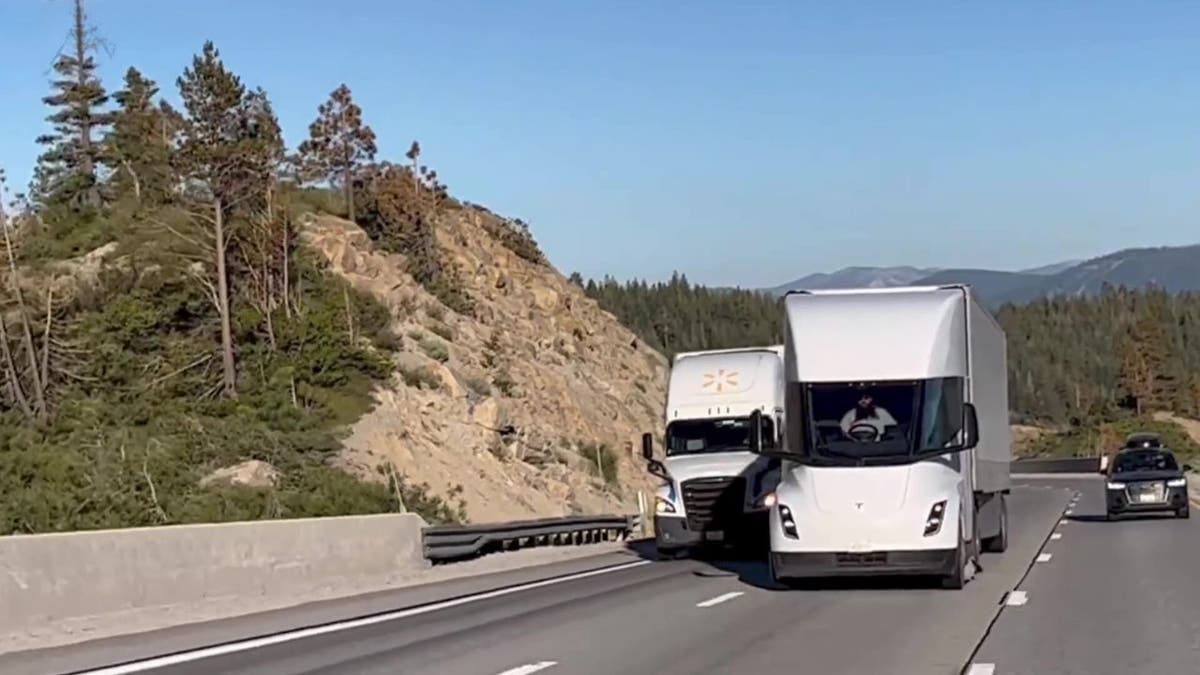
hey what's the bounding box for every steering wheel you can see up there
[846,422,880,442]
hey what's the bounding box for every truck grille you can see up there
[836,552,888,567]
[1125,480,1167,504]
[681,477,745,531]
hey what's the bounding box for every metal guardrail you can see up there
[1011,456,1101,474]
[423,513,643,563]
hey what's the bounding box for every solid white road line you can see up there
[1005,590,1029,606]
[966,664,996,675]
[1036,553,1052,563]
[497,661,558,675]
[696,591,744,608]
[73,560,652,675]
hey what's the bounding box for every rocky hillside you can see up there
[302,209,668,522]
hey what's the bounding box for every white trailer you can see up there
[748,285,1011,589]
[641,346,785,558]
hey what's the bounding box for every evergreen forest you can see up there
[578,274,1200,456]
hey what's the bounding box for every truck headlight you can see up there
[1107,481,1126,490]
[1167,478,1187,488]
[755,491,777,509]
[655,496,676,514]
[924,500,947,536]
[778,504,798,539]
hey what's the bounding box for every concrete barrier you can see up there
[1011,456,1102,474]
[0,513,427,638]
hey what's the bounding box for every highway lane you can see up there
[970,475,1200,675]
[44,484,1068,675]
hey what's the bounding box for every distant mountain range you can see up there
[765,243,1200,306]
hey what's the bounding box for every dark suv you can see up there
[1105,445,1191,520]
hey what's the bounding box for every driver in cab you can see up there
[839,391,897,440]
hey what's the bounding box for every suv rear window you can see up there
[1113,450,1177,473]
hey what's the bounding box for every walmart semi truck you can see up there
[641,346,784,558]
[748,285,1011,589]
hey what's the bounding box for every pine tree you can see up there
[174,41,255,399]
[296,84,377,222]
[104,67,173,205]
[34,0,112,210]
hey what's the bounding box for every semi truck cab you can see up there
[641,346,784,558]
[749,286,1011,589]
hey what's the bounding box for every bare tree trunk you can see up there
[343,166,355,223]
[2,218,47,418]
[73,0,96,207]
[0,316,32,419]
[281,216,291,318]
[343,286,355,344]
[264,255,276,350]
[213,198,237,399]
[121,160,141,203]
[40,284,53,389]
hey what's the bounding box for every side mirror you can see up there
[646,459,670,481]
[641,432,654,461]
[960,403,979,450]
[748,409,763,453]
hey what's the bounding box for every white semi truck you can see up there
[641,346,784,558]
[748,285,1011,589]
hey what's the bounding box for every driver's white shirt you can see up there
[839,406,898,437]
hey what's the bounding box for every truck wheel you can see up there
[982,494,1008,553]
[767,553,788,589]
[655,545,686,561]
[941,525,967,590]
[1177,505,1190,519]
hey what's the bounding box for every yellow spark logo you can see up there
[702,369,739,393]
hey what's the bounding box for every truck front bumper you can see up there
[655,510,769,550]
[770,548,957,579]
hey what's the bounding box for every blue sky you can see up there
[2,0,1200,287]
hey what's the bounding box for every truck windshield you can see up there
[666,416,776,456]
[787,378,965,465]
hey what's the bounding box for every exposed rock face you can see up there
[200,460,281,489]
[301,210,668,523]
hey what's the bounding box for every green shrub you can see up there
[428,320,454,342]
[576,441,620,487]
[419,336,450,362]
[399,364,441,390]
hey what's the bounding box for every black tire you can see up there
[941,515,971,590]
[941,532,966,590]
[1178,506,1190,519]
[655,544,686,561]
[767,552,790,589]
[1105,510,1116,522]
[982,494,1009,553]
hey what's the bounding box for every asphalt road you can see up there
[10,483,1079,675]
[971,475,1200,675]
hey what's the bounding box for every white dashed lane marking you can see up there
[966,664,996,675]
[497,662,557,675]
[1005,590,1029,606]
[696,591,744,608]
[1036,553,1052,563]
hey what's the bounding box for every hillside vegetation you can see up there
[1,1,664,534]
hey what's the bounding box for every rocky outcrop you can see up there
[301,209,668,523]
[200,460,281,489]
